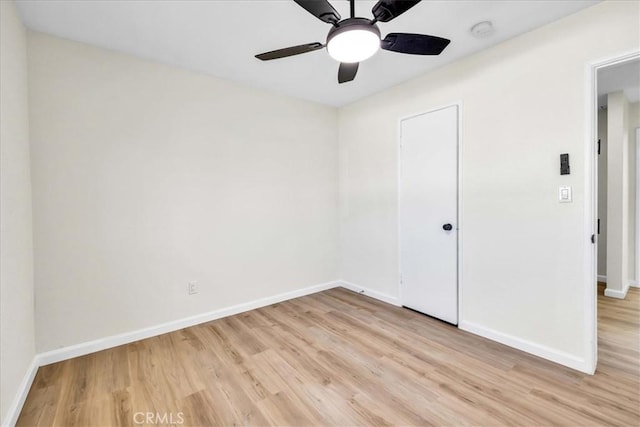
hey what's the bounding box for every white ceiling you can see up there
[16,0,599,107]
[598,60,640,107]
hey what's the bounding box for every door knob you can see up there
[442,223,453,231]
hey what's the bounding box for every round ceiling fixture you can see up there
[327,18,381,63]
[470,21,495,38]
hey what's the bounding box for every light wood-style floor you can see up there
[18,285,640,426]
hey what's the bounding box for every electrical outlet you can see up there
[188,281,198,295]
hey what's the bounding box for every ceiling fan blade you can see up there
[381,33,450,55]
[338,62,359,84]
[255,42,324,61]
[371,0,421,23]
[293,0,341,24]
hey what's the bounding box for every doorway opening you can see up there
[589,52,640,372]
[596,58,640,297]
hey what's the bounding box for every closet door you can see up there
[400,105,458,324]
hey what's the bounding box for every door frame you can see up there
[397,101,464,323]
[636,128,640,288]
[586,50,640,374]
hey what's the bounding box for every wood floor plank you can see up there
[17,286,640,426]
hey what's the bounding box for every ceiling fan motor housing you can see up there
[326,18,381,63]
[327,18,381,42]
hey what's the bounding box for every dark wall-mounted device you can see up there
[560,153,570,175]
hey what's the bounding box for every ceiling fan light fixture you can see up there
[327,19,381,63]
[255,1,451,84]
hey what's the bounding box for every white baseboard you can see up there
[339,282,593,374]
[4,280,340,425]
[597,275,639,289]
[338,280,401,306]
[1,357,39,427]
[459,320,592,374]
[38,280,340,366]
[604,285,629,299]
[38,280,400,367]
[5,279,601,424]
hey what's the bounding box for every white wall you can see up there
[11,0,640,381]
[607,91,630,295]
[339,1,639,369]
[28,33,339,352]
[0,0,36,423]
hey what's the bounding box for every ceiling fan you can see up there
[255,0,451,84]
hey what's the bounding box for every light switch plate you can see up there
[559,186,572,203]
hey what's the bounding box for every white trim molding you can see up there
[33,280,401,368]
[38,281,340,366]
[7,280,400,424]
[597,276,640,289]
[604,285,629,299]
[4,281,343,425]
[636,128,640,288]
[1,358,39,427]
[338,280,401,306]
[3,278,604,425]
[459,321,592,374]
